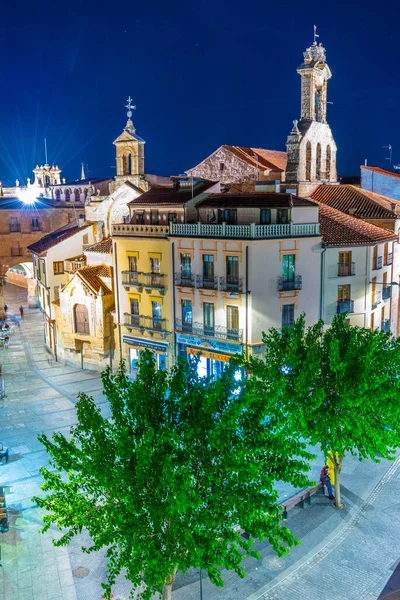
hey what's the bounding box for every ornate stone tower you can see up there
[113,97,146,190]
[285,36,338,197]
[32,164,62,187]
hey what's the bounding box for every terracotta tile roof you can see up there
[317,202,397,246]
[311,185,398,220]
[85,238,113,254]
[224,146,287,172]
[128,179,216,206]
[76,265,113,295]
[361,165,400,180]
[27,223,92,256]
[197,192,317,209]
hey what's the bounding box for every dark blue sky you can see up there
[0,0,398,185]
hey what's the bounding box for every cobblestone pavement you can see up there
[0,283,399,600]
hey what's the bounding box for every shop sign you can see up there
[123,335,168,353]
[176,333,241,355]
[186,348,232,363]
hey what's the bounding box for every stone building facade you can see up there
[361,166,400,201]
[285,40,338,197]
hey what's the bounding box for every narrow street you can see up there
[0,283,399,600]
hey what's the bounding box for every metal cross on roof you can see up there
[313,25,320,44]
[125,96,136,119]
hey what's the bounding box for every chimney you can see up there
[78,214,85,228]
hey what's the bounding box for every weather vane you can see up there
[314,25,319,44]
[125,96,136,119]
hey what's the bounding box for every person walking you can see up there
[19,306,24,318]
[320,464,335,500]
[4,305,7,313]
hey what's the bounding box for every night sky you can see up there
[0,0,398,185]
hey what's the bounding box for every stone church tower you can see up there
[113,98,146,190]
[285,39,338,197]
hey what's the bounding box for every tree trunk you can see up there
[333,455,345,508]
[162,583,173,600]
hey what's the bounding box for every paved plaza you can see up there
[0,283,399,600]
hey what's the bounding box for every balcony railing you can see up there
[381,319,391,333]
[337,262,355,276]
[175,273,195,287]
[196,274,218,290]
[170,222,320,239]
[219,276,243,293]
[121,271,167,293]
[65,258,86,273]
[112,223,170,237]
[278,275,302,291]
[175,319,243,342]
[385,253,393,266]
[10,224,21,232]
[373,256,383,270]
[372,291,382,310]
[337,300,354,314]
[124,313,169,333]
[382,286,391,301]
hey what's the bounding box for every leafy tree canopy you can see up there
[33,351,313,599]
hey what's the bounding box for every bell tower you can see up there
[113,97,147,190]
[285,31,338,197]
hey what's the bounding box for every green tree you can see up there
[33,351,313,600]
[246,315,400,508]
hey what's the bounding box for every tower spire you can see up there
[124,96,136,133]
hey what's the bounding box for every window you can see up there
[338,251,352,276]
[31,218,40,231]
[10,218,20,232]
[338,284,351,302]
[74,189,80,202]
[282,304,294,329]
[74,304,89,334]
[277,209,289,224]
[53,261,64,275]
[326,145,331,180]
[203,302,214,334]
[381,306,385,326]
[150,257,160,273]
[53,286,60,302]
[129,256,137,273]
[305,141,312,181]
[55,189,61,201]
[168,212,177,224]
[130,298,139,326]
[371,276,377,306]
[371,312,375,332]
[260,209,271,225]
[219,162,225,172]
[152,301,162,330]
[282,255,295,281]
[182,299,192,331]
[136,211,145,225]
[226,256,239,286]
[372,246,378,270]
[65,189,70,201]
[180,253,191,278]
[226,305,239,340]
[203,255,214,282]
[157,354,166,371]
[150,210,159,225]
[218,209,237,224]
[316,143,321,180]
[384,243,389,265]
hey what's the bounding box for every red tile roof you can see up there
[27,223,92,256]
[361,165,400,180]
[85,238,113,254]
[317,202,397,246]
[223,146,287,172]
[311,185,398,220]
[76,265,113,295]
[128,180,216,206]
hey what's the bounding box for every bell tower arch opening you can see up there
[113,97,147,191]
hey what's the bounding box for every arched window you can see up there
[326,145,331,180]
[65,189,70,201]
[45,175,50,186]
[74,304,89,334]
[123,154,130,175]
[316,143,321,180]
[55,189,61,201]
[128,154,133,174]
[74,188,80,202]
[305,141,312,182]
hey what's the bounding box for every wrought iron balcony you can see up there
[373,256,383,270]
[337,262,355,277]
[382,286,391,301]
[175,273,195,287]
[122,271,167,293]
[371,291,382,310]
[385,253,393,266]
[195,274,218,290]
[278,275,302,291]
[381,319,391,333]
[336,300,354,314]
[175,319,243,342]
[219,276,243,293]
[124,313,170,334]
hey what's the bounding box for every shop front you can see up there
[176,333,242,379]
[123,335,169,373]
